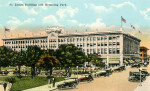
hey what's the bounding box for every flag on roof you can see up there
[133,26,135,30]
[5,28,10,31]
[121,16,126,23]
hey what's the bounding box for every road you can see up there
[55,64,150,91]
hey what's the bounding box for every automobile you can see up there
[140,69,149,76]
[78,74,93,82]
[3,70,9,75]
[128,71,146,82]
[57,78,79,89]
[113,66,125,72]
[131,64,140,68]
[96,71,109,77]
[105,68,113,75]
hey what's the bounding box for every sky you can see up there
[0,0,150,54]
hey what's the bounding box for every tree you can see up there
[56,44,86,74]
[26,46,42,78]
[11,50,26,76]
[88,53,104,67]
[36,54,60,76]
[0,46,13,71]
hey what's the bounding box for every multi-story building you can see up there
[2,27,141,66]
[140,46,149,62]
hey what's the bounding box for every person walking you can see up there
[3,82,7,91]
[48,79,51,88]
[53,77,55,87]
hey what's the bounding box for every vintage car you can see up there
[57,78,79,89]
[128,71,146,82]
[96,71,109,77]
[113,66,125,72]
[105,68,113,75]
[78,74,93,82]
[140,69,149,76]
[131,64,140,68]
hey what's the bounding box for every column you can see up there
[107,56,109,67]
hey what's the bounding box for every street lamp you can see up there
[139,68,142,86]
[76,66,78,79]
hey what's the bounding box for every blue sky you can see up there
[0,0,150,54]
[0,0,150,35]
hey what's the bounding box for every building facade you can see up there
[140,46,149,62]
[2,27,141,66]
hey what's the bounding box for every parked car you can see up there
[96,71,109,77]
[113,66,125,72]
[140,69,149,76]
[128,71,146,82]
[131,64,140,68]
[78,74,93,82]
[57,78,79,89]
[105,68,113,75]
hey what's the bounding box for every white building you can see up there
[2,27,141,66]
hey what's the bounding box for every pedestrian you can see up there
[53,77,55,87]
[48,79,51,88]
[3,82,7,91]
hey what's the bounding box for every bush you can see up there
[5,77,16,85]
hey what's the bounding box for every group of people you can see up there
[48,77,55,88]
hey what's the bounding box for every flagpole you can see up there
[121,16,122,28]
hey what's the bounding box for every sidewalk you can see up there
[23,75,84,91]
[134,76,150,91]
[0,81,12,91]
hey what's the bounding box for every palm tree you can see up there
[36,54,60,76]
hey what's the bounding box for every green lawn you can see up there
[0,76,65,91]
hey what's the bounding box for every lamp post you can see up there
[139,68,142,86]
[76,66,78,79]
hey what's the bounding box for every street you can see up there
[55,65,150,91]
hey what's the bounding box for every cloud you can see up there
[7,16,21,25]
[90,4,112,14]
[23,18,35,23]
[7,17,35,30]
[79,18,116,31]
[140,8,150,20]
[14,1,38,15]
[111,2,136,10]
[56,6,78,19]
[84,3,88,8]
[43,15,58,24]
[68,20,77,23]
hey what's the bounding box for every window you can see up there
[93,49,96,53]
[109,37,112,40]
[97,43,100,46]
[101,48,104,54]
[90,43,93,47]
[116,48,120,54]
[87,37,89,41]
[112,48,115,54]
[113,36,116,40]
[80,38,82,41]
[104,42,107,46]
[104,36,107,40]
[97,37,100,40]
[93,37,96,41]
[109,42,112,46]
[101,37,103,40]
[90,37,92,41]
[117,42,120,45]
[77,38,79,41]
[104,48,107,54]
[87,43,89,47]
[83,43,85,47]
[113,42,116,45]
[117,36,120,40]
[97,49,100,54]
[109,48,112,54]
[90,49,93,54]
[101,42,104,46]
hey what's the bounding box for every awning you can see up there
[109,61,120,64]
[123,60,128,63]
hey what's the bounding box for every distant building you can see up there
[140,46,149,62]
[2,27,141,66]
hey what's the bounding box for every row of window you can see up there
[85,48,120,54]
[58,36,120,43]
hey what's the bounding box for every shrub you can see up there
[5,77,16,85]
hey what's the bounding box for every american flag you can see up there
[121,16,126,23]
[5,28,10,31]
